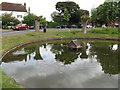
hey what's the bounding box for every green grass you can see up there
[1,28,119,88]
[88,28,119,34]
[2,72,20,88]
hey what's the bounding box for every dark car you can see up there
[77,24,82,28]
[12,24,28,30]
[60,25,66,28]
[67,25,72,28]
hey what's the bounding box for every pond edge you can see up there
[1,37,120,62]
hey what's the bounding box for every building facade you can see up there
[0,2,27,21]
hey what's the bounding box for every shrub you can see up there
[2,25,9,29]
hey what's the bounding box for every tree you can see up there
[56,1,80,14]
[91,9,105,26]
[40,17,47,27]
[52,1,80,25]
[34,16,42,32]
[22,13,37,26]
[2,13,20,26]
[23,13,43,31]
[51,11,65,25]
[117,1,120,30]
[80,9,90,33]
[69,10,81,25]
[91,1,120,27]
[63,8,71,25]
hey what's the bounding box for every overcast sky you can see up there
[1,0,105,21]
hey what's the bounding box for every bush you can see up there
[47,21,59,28]
[2,25,9,29]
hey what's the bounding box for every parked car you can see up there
[56,25,67,29]
[71,25,77,28]
[12,24,28,30]
[67,25,72,28]
[61,25,66,28]
[29,26,35,29]
[87,25,92,28]
[77,24,82,28]
[56,26,61,29]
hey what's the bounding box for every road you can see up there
[1,29,55,37]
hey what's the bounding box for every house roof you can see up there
[0,2,27,12]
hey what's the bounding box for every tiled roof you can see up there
[0,2,27,12]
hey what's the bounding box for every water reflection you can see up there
[89,42,119,75]
[1,40,119,88]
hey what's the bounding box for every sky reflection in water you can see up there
[1,40,119,88]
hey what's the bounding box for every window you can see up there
[17,15,22,18]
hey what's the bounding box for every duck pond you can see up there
[1,40,119,88]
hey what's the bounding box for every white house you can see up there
[0,2,27,21]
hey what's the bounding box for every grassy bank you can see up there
[2,72,20,88]
[88,28,119,34]
[2,28,119,52]
[1,28,119,88]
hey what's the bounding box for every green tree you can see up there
[80,9,90,33]
[69,10,81,25]
[40,17,47,27]
[91,1,120,27]
[63,8,71,25]
[22,13,37,26]
[51,11,64,24]
[53,1,80,25]
[2,13,20,26]
[56,1,80,14]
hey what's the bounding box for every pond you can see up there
[1,40,119,88]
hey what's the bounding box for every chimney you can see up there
[24,2,26,8]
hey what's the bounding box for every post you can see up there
[35,20,40,32]
[43,27,46,33]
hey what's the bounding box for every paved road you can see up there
[1,28,56,37]
[1,29,35,37]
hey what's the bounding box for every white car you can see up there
[87,25,92,28]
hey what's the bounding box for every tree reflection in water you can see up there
[2,40,119,75]
[89,41,119,75]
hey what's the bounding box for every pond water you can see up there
[1,40,119,88]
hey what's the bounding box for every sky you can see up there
[0,0,105,21]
